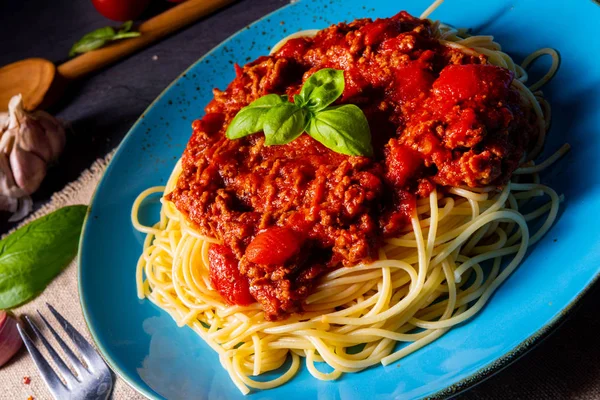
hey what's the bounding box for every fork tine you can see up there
[37,311,88,378]
[25,316,79,387]
[46,303,108,373]
[17,323,69,400]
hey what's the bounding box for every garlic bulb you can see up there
[0,94,66,221]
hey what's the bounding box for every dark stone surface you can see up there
[0,1,597,399]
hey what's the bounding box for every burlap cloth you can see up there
[0,151,597,400]
[0,150,144,400]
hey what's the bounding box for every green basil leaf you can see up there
[226,94,287,140]
[69,26,116,56]
[298,68,345,112]
[81,26,116,42]
[119,20,133,33]
[69,23,141,57]
[307,104,373,156]
[69,38,108,57]
[263,103,308,145]
[0,205,87,309]
[293,94,306,108]
[112,32,141,40]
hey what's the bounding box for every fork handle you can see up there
[57,0,235,81]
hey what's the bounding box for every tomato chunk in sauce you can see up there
[245,227,303,265]
[208,244,254,306]
[167,11,537,320]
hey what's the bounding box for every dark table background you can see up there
[1,1,598,398]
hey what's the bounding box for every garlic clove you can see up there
[0,153,31,219]
[32,111,66,162]
[7,94,24,130]
[0,153,24,199]
[10,144,46,195]
[0,112,9,132]
[18,117,53,162]
[0,126,16,155]
[0,94,67,221]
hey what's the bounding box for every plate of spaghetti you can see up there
[79,0,600,399]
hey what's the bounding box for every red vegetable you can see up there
[245,227,302,265]
[0,311,22,367]
[390,63,435,103]
[208,244,254,306]
[433,64,514,105]
[91,0,151,21]
[385,142,423,188]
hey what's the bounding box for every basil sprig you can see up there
[226,68,373,157]
[69,21,141,57]
[0,205,87,309]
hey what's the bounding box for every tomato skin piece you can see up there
[245,227,302,265]
[385,142,423,188]
[276,38,310,60]
[360,19,400,46]
[433,64,514,105]
[390,63,435,103]
[91,0,151,21]
[208,244,254,306]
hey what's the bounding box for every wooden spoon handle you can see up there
[57,0,234,81]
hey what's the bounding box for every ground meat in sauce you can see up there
[166,11,538,320]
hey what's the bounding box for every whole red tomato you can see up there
[91,0,151,21]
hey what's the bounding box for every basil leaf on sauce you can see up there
[226,67,372,157]
[263,103,308,145]
[293,94,306,108]
[0,205,87,309]
[307,104,373,156]
[226,94,286,140]
[297,68,345,112]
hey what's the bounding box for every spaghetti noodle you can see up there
[132,5,566,395]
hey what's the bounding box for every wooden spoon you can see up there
[0,0,234,112]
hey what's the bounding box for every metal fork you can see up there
[16,303,114,400]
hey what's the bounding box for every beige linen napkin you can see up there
[0,150,145,400]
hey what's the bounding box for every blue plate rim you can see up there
[428,272,599,399]
[77,1,600,398]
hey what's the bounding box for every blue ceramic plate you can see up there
[79,1,600,399]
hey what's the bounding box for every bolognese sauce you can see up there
[167,11,537,319]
